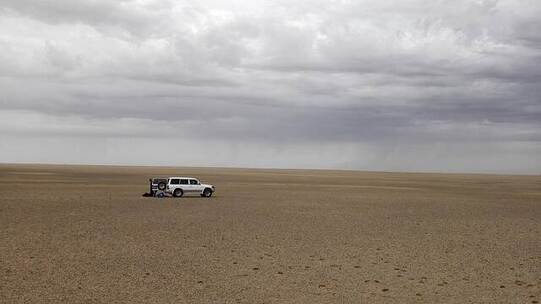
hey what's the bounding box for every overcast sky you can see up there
[1,0,540,174]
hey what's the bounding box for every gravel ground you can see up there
[1,164,540,303]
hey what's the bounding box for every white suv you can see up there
[166,177,215,198]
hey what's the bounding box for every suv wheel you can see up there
[203,188,213,198]
[173,188,183,198]
[158,182,167,191]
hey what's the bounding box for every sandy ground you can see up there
[0,164,540,303]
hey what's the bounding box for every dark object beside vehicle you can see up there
[142,178,168,197]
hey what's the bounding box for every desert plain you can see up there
[0,163,540,303]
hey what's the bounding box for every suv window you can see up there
[189,179,198,185]
[170,179,180,185]
[180,179,189,185]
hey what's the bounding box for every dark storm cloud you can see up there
[1,0,540,172]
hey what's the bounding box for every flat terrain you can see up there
[1,164,540,303]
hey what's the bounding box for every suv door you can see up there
[188,179,203,194]
[169,178,180,191]
[179,178,189,193]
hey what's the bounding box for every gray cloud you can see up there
[0,0,540,173]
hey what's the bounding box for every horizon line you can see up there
[1,161,538,177]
